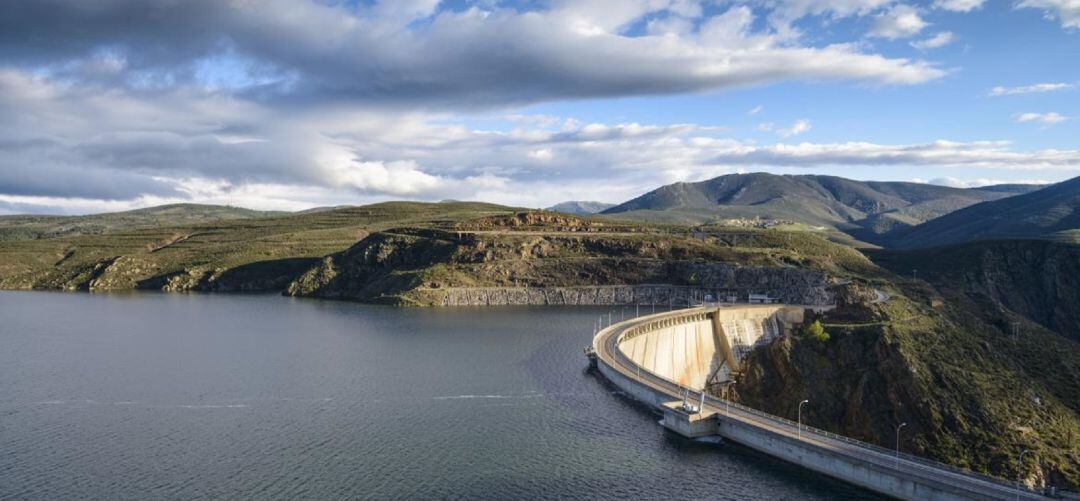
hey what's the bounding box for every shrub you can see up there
[802,320,830,342]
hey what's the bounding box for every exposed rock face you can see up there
[286,230,458,302]
[874,240,1080,341]
[286,228,837,305]
[734,329,917,447]
[953,241,1080,341]
[731,299,1080,491]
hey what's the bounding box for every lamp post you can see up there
[895,422,907,469]
[725,380,737,416]
[797,399,809,439]
[1016,449,1031,501]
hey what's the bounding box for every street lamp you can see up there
[797,399,809,439]
[725,380,737,416]
[895,422,907,469]
[1017,449,1031,501]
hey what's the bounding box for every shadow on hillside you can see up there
[136,257,321,292]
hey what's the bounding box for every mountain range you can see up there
[888,175,1080,248]
[593,173,1053,245]
[545,201,615,215]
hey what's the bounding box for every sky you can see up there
[0,0,1078,215]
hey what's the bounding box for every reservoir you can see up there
[0,292,880,499]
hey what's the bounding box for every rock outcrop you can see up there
[286,227,838,305]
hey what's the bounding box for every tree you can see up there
[802,320,830,342]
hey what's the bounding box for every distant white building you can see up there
[748,293,781,304]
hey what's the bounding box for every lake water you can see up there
[0,291,880,500]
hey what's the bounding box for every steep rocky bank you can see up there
[439,283,831,307]
[285,225,847,305]
[872,240,1080,341]
[731,297,1080,491]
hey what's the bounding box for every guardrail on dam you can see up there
[590,305,1050,501]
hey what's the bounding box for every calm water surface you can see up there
[0,291,880,500]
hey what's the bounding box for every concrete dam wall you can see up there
[615,305,808,389]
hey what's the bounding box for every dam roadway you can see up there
[591,306,1047,501]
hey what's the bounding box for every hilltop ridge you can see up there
[602,173,1040,243]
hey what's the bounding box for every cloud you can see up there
[989,82,1079,96]
[4,68,1077,215]
[1015,112,1068,126]
[1016,0,1080,28]
[748,105,764,115]
[869,5,930,39]
[0,0,944,109]
[777,119,812,138]
[710,140,1080,170]
[910,32,956,50]
[0,1,1071,215]
[932,0,986,12]
[917,176,1049,188]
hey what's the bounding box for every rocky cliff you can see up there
[285,225,847,305]
[872,240,1080,341]
[731,295,1080,491]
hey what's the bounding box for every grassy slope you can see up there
[0,203,287,241]
[889,176,1080,249]
[601,173,1038,244]
[0,202,516,291]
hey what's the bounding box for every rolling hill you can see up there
[888,175,1080,249]
[0,203,282,241]
[601,173,1039,243]
[546,201,615,214]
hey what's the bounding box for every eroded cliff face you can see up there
[730,299,1080,491]
[947,242,1080,342]
[872,240,1080,342]
[285,227,839,305]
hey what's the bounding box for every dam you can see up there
[591,305,1048,501]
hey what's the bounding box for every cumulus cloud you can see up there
[989,82,1079,96]
[3,67,1077,214]
[911,32,956,50]
[0,0,944,108]
[0,0,1073,214]
[710,140,1080,170]
[917,176,1049,188]
[869,5,930,39]
[777,119,813,138]
[1017,0,1080,28]
[1015,112,1068,126]
[932,0,986,12]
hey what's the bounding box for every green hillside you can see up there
[0,203,282,241]
[888,176,1080,249]
[0,201,516,291]
[601,173,1039,244]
